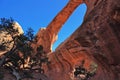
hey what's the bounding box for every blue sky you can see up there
[0,0,87,51]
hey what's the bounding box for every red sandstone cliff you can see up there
[42,0,120,80]
[0,0,120,80]
[31,0,83,53]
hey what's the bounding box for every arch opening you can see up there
[53,3,87,51]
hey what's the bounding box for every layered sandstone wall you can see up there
[33,0,83,53]
[43,0,120,80]
[0,0,120,80]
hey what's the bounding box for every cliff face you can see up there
[32,0,83,53]
[1,0,120,80]
[0,22,23,56]
[43,0,120,80]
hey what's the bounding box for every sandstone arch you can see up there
[37,0,120,80]
[1,0,120,80]
[32,0,84,53]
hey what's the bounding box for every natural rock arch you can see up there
[31,0,84,53]
[34,0,120,80]
[1,0,120,80]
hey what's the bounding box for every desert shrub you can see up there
[74,60,97,80]
[0,18,49,73]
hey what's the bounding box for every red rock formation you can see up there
[32,0,83,53]
[42,0,120,80]
[1,0,120,80]
[0,22,24,56]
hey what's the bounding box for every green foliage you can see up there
[0,18,50,78]
[0,18,13,28]
[0,18,19,36]
[74,60,98,80]
[30,45,50,73]
[0,18,14,51]
[25,27,34,41]
[0,33,34,69]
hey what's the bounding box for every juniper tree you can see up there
[0,18,50,73]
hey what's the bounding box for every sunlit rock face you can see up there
[0,22,24,56]
[1,0,120,80]
[28,0,120,80]
[44,0,120,80]
[0,31,14,56]
[12,21,24,36]
[34,28,54,53]
[33,0,84,54]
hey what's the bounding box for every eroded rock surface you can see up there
[0,0,120,80]
[43,0,120,80]
[32,0,83,53]
[0,22,23,56]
